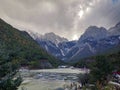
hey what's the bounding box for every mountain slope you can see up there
[109,22,120,36]
[27,22,120,63]
[0,19,61,68]
[66,23,120,62]
[79,26,108,42]
[28,31,71,60]
[67,35,120,62]
[28,31,68,44]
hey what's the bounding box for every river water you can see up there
[18,68,89,90]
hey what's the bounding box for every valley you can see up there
[0,0,120,90]
[0,19,120,90]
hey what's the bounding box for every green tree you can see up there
[78,74,89,87]
[0,54,22,90]
[90,56,113,90]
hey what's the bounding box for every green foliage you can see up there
[75,51,120,89]
[0,55,22,90]
[109,51,120,71]
[0,18,63,89]
[78,74,90,86]
[0,19,62,68]
[73,59,93,68]
[89,52,120,89]
[90,56,113,84]
[29,60,40,69]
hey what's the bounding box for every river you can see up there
[18,68,89,90]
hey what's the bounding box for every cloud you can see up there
[77,0,120,30]
[112,0,119,4]
[0,0,120,40]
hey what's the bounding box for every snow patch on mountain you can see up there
[60,49,65,56]
[27,22,120,62]
[45,45,49,51]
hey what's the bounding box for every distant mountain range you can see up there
[28,32,68,44]
[1,17,119,65]
[28,22,120,62]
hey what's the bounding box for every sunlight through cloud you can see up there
[78,10,84,19]
[72,34,79,40]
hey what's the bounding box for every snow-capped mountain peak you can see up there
[27,22,120,62]
[42,32,68,44]
[28,31,68,45]
[79,26,108,42]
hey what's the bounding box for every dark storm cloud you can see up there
[0,0,120,40]
[77,0,120,33]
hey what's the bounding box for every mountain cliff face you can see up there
[109,22,120,36]
[65,23,120,62]
[28,22,120,62]
[64,23,120,62]
[79,26,108,42]
[0,19,61,68]
[66,35,120,62]
[28,31,71,59]
[40,32,68,44]
[28,32,68,44]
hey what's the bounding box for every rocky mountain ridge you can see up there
[28,22,120,62]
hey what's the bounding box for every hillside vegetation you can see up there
[75,51,120,89]
[0,19,61,68]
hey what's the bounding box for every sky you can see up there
[0,0,120,40]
